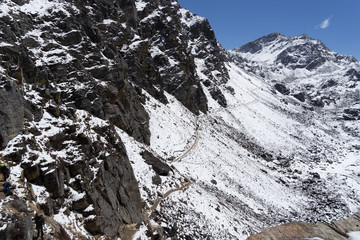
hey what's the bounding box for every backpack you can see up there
[3,182,14,196]
[3,166,10,174]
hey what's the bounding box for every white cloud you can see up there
[320,17,330,29]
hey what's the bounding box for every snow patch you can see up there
[349,232,360,240]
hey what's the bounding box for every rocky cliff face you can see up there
[0,0,229,239]
[0,79,24,148]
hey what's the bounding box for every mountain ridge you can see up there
[232,32,358,66]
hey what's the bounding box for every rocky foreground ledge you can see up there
[248,211,360,240]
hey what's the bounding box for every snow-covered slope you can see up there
[131,60,360,239]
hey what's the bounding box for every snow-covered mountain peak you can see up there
[231,32,288,62]
[230,32,360,124]
[232,33,358,70]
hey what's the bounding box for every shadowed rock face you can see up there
[0,200,34,240]
[0,0,152,145]
[0,79,24,149]
[141,150,172,176]
[0,0,231,238]
[3,121,144,238]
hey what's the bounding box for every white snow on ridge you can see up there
[31,184,50,204]
[178,8,205,28]
[0,1,12,17]
[135,0,148,12]
[0,0,77,18]
[140,9,160,23]
[348,232,360,240]
[102,19,117,25]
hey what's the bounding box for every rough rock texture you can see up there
[235,33,357,71]
[141,150,172,176]
[84,153,144,237]
[236,32,284,55]
[0,79,24,149]
[0,0,151,144]
[274,83,290,95]
[247,211,360,240]
[10,122,144,238]
[0,0,231,238]
[135,0,229,111]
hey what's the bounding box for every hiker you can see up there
[34,211,45,240]
[1,182,15,196]
[0,163,10,181]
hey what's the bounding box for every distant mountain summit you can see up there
[230,33,360,114]
[233,33,357,70]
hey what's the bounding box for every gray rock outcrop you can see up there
[0,79,24,149]
[247,212,360,240]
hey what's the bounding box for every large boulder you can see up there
[141,150,172,176]
[84,153,144,238]
[247,212,360,240]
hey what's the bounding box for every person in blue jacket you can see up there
[2,182,15,196]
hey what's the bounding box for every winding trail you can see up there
[171,119,201,163]
[0,179,5,200]
[145,118,202,220]
[122,118,201,239]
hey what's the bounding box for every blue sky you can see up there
[177,0,360,60]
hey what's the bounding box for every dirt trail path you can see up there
[144,118,202,223]
[123,118,202,239]
[171,119,201,163]
[0,180,5,200]
[0,171,8,200]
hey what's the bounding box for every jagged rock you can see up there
[59,31,83,46]
[0,79,24,149]
[141,150,172,176]
[4,199,28,213]
[292,92,306,102]
[84,154,144,237]
[0,1,358,239]
[43,169,65,199]
[11,0,29,5]
[152,174,162,185]
[274,83,290,95]
[321,79,338,89]
[345,68,360,80]
[21,37,39,48]
[209,87,227,107]
[22,163,42,183]
[343,108,360,120]
[72,197,90,212]
[24,100,43,122]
